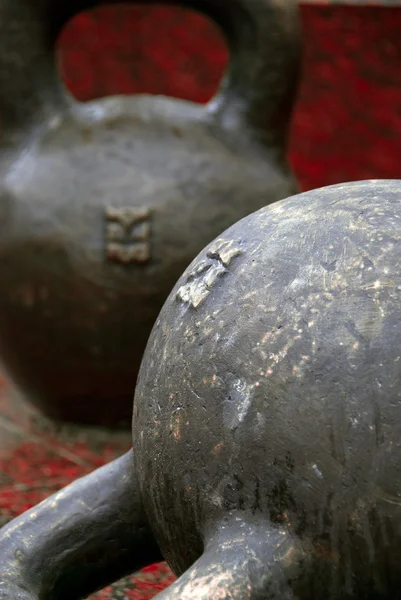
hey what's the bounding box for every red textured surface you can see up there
[57,4,401,191]
[0,380,177,597]
[1,4,401,598]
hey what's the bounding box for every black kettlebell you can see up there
[1,179,401,599]
[0,0,300,427]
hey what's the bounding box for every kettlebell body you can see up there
[134,179,401,593]
[1,180,401,600]
[0,0,300,426]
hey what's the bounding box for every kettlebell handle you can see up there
[0,0,300,145]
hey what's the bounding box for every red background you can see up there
[58,4,401,191]
[1,4,401,598]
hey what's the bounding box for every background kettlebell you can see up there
[0,0,300,427]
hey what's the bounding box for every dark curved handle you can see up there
[152,516,309,600]
[0,0,300,145]
[0,451,162,600]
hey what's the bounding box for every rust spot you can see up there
[171,126,183,138]
[312,539,340,564]
[170,411,184,441]
[212,441,224,455]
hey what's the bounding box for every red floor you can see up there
[1,4,401,598]
[0,380,177,597]
[58,4,401,191]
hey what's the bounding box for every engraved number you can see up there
[105,206,151,264]
[176,239,242,309]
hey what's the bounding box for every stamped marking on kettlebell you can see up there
[105,207,151,264]
[177,239,242,309]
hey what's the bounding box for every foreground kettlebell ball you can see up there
[1,180,400,599]
[134,179,401,592]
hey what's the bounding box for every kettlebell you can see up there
[0,0,300,427]
[1,179,401,599]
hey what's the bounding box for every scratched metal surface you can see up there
[1,3,401,599]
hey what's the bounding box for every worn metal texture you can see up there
[0,0,300,427]
[1,179,401,599]
[135,179,401,597]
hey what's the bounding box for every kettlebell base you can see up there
[9,384,133,430]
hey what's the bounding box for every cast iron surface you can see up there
[0,0,300,427]
[1,179,401,598]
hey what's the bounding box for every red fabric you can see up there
[0,381,177,596]
[58,5,401,191]
[1,4,401,598]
